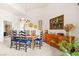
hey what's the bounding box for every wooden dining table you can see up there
[14,34,36,49]
[25,35,36,49]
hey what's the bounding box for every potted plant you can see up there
[51,38,79,56]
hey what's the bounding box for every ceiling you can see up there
[0,3,49,17]
[14,3,48,10]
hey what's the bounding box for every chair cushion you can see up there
[20,39,32,44]
[35,38,42,41]
[12,37,20,42]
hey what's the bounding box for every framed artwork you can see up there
[49,15,64,29]
[34,25,37,29]
[38,20,43,30]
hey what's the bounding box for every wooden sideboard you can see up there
[65,36,75,43]
[43,31,75,50]
[43,32,65,49]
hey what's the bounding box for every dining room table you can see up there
[13,34,36,49]
[25,35,36,49]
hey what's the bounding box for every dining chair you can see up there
[19,39,32,52]
[34,38,42,49]
[10,30,20,50]
[18,31,32,52]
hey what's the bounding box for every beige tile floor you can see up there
[0,36,63,56]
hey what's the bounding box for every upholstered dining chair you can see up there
[18,31,32,52]
[19,39,32,52]
[10,30,20,50]
[34,38,42,49]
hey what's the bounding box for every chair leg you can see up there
[33,42,35,49]
[16,42,17,50]
[10,41,13,48]
[19,42,20,51]
[39,43,41,49]
[29,43,31,48]
[41,42,43,46]
[25,44,27,52]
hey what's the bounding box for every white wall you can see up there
[0,19,3,42]
[0,3,79,42]
[75,5,79,37]
[26,3,79,37]
[0,9,20,42]
[43,3,77,36]
[26,7,46,24]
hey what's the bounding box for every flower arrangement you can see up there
[64,24,74,32]
[64,24,74,36]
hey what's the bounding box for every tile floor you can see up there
[0,36,63,56]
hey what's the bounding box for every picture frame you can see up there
[49,15,64,29]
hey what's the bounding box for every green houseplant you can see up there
[51,38,79,56]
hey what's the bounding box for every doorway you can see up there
[4,21,12,36]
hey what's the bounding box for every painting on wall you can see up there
[23,19,38,30]
[49,15,64,29]
[28,22,33,28]
[38,20,43,30]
